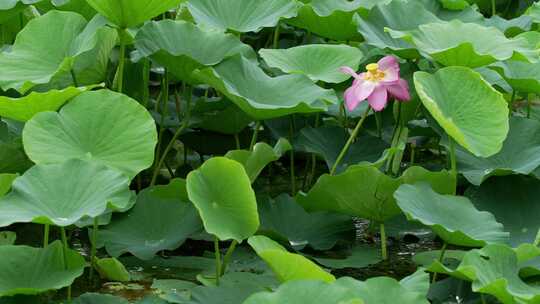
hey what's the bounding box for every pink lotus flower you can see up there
[340,56,410,112]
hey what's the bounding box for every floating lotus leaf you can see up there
[295,125,388,174]
[86,0,183,28]
[248,235,335,283]
[456,117,540,185]
[225,139,291,183]
[414,67,509,157]
[397,20,537,68]
[258,194,354,251]
[297,164,455,222]
[0,241,85,296]
[284,0,383,41]
[194,55,338,120]
[490,60,540,94]
[259,44,363,83]
[0,86,94,122]
[467,175,540,247]
[187,157,259,242]
[186,0,300,33]
[23,90,157,179]
[243,279,364,304]
[134,20,256,83]
[0,159,135,227]
[310,245,381,269]
[99,179,202,260]
[394,183,509,247]
[73,293,129,304]
[0,11,117,93]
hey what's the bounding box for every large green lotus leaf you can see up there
[0,11,117,93]
[295,125,389,174]
[353,0,440,58]
[0,159,135,227]
[414,67,509,157]
[297,164,455,222]
[86,0,183,28]
[258,194,353,251]
[0,86,93,122]
[436,245,540,303]
[259,45,363,83]
[186,0,299,33]
[99,179,202,260]
[73,293,129,304]
[187,157,259,242]
[243,279,364,304]
[337,276,430,304]
[0,241,85,296]
[0,174,16,197]
[490,60,540,94]
[285,0,372,41]
[396,20,536,68]
[194,55,338,120]
[248,235,335,283]
[23,90,157,179]
[456,117,540,185]
[225,139,291,183]
[394,183,509,247]
[467,175,540,247]
[134,20,256,83]
[188,272,275,304]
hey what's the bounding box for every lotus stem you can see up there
[510,90,516,113]
[330,106,372,175]
[220,240,238,275]
[214,237,221,286]
[116,28,127,93]
[410,143,416,166]
[380,223,388,260]
[431,242,448,284]
[289,115,296,195]
[491,0,496,16]
[152,71,170,182]
[249,121,261,151]
[527,94,532,119]
[234,134,241,150]
[89,217,98,282]
[150,84,193,186]
[70,69,79,87]
[375,111,382,138]
[60,227,71,301]
[273,22,280,49]
[449,139,457,187]
[43,224,49,248]
[481,294,487,304]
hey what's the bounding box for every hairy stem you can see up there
[220,240,238,275]
[330,106,372,175]
[214,237,221,286]
[150,84,193,186]
[380,223,388,260]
